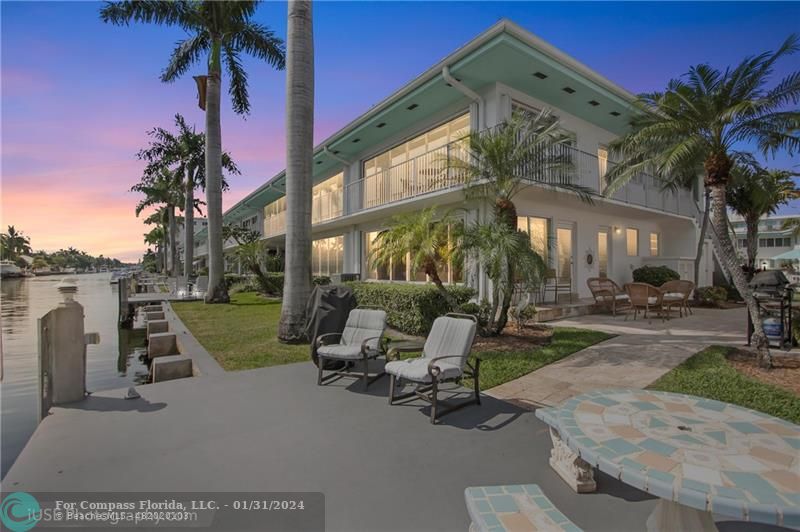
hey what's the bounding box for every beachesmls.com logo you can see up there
[0,492,41,531]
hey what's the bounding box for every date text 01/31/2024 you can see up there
[190,500,307,511]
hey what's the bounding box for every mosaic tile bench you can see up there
[465,484,582,532]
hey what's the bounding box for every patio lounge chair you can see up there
[465,484,582,532]
[315,308,388,389]
[625,282,665,322]
[191,275,208,299]
[541,269,572,304]
[660,279,695,318]
[587,277,631,316]
[384,313,478,424]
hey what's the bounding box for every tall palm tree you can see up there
[369,208,460,309]
[144,225,167,273]
[728,165,800,273]
[101,0,286,303]
[447,109,593,332]
[604,35,800,366]
[140,114,239,281]
[278,0,314,342]
[132,167,184,277]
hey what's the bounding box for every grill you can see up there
[747,270,795,349]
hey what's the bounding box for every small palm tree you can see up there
[369,208,460,309]
[101,0,286,303]
[132,167,184,277]
[1,226,32,261]
[781,217,800,237]
[728,165,800,273]
[447,109,592,333]
[279,0,314,342]
[604,35,800,366]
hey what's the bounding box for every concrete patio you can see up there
[489,307,748,408]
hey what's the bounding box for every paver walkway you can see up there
[488,307,748,408]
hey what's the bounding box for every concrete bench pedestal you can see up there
[148,332,178,359]
[152,355,193,382]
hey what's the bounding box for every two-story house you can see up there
[194,19,709,300]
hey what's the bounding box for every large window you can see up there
[311,236,343,276]
[650,232,659,257]
[626,228,639,257]
[517,216,550,264]
[363,114,470,208]
[597,229,609,278]
[312,173,343,224]
[365,228,463,284]
[263,197,286,236]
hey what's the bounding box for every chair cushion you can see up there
[317,344,364,360]
[341,309,386,349]
[423,316,477,369]
[663,292,684,301]
[647,297,658,305]
[385,358,462,383]
[597,294,629,302]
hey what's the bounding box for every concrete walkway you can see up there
[488,307,748,408]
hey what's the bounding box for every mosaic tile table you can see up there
[536,389,799,531]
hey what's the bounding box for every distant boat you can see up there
[0,260,23,279]
[110,270,128,284]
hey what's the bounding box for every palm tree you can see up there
[144,225,167,272]
[728,165,800,273]
[139,114,239,281]
[101,0,286,303]
[369,208,460,309]
[781,217,800,237]
[132,167,184,277]
[278,0,314,342]
[603,35,800,366]
[1,226,32,260]
[447,109,593,333]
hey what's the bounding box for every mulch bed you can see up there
[726,349,800,395]
[691,301,746,310]
[472,324,554,352]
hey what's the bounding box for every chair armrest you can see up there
[427,354,468,377]
[360,336,383,355]
[386,343,424,362]
[315,332,342,348]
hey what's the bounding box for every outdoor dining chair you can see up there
[315,308,388,390]
[587,277,631,316]
[384,313,478,424]
[660,279,695,318]
[625,282,666,322]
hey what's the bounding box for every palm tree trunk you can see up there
[707,183,770,367]
[745,215,759,276]
[168,205,178,278]
[426,262,455,310]
[184,168,194,282]
[279,0,314,343]
[204,41,229,303]
[693,191,710,295]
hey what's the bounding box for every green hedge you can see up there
[632,265,680,286]
[346,282,475,336]
[224,273,330,294]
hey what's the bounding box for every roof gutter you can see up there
[442,65,484,129]
[323,145,351,166]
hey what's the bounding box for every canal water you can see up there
[1,273,150,477]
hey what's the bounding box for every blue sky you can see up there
[2,1,799,260]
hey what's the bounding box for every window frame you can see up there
[626,228,639,257]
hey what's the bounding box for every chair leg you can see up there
[430,378,439,424]
[388,375,396,405]
[317,356,324,385]
[473,359,481,405]
[363,353,369,390]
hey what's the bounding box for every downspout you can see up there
[442,65,484,130]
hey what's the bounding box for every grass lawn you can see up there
[649,346,800,424]
[172,292,308,371]
[173,292,611,387]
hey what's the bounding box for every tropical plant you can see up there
[0,225,32,260]
[368,208,461,309]
[132,167,183,276]
[603,35,800,367]
[222,225,280,294]
[781,217,800,237]
[101,0,286,303]
[144,224,167,272]
[447,109,593,334]
[279,0,314,342]
[727,165,800,273]
[138,114,239,281]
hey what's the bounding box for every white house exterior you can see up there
[195,19,711,300]
[731,213,799,270]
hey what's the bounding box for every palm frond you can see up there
[223,46,250,115]
[161,33,209,83]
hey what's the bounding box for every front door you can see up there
[556,223,575,291]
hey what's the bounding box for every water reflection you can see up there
[1,273,150,477]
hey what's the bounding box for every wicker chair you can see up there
[660,279,695,318]
[587,277,631,316]
[625,282,665,322]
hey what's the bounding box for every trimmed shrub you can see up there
[229,278,260,294]
[346,282,475,336]
[632,265,680,286]
[313,276,331,286]
[697,286,728,307]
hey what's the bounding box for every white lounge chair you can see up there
[191,275,208,299]
[315,308,388,389]
[384,313,479,424]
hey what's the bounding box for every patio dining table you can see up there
[536,389,800,531]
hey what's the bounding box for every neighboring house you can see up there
[195,19,708,300]
[730,213,799,270]
[176,217,209,269]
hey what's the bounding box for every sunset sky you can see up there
[2,1,799,263]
